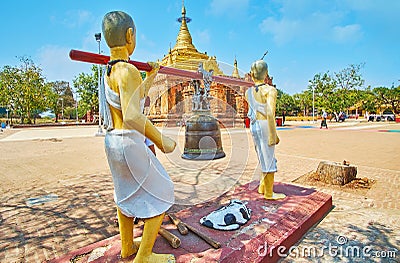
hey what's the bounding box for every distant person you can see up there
[0,122,6,132]
[282,110,286,125]
[334,112,339,122]
[339,111,345,122]
[321,110,328,129]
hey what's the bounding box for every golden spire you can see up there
[160,1,223,75]
[232,56,240,78]
[167,44,173,65]
[182,0,186,16]
[174,0,196,50]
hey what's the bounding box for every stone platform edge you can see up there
[47,181,333,263]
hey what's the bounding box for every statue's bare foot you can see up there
[134,253,175,263]
[264,192,286,200]
[121,241,141,258]
[258,181,265,194]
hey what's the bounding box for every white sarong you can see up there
[250,120,277,173]
[246,88,277,173]
[101,74,174,218]
[105,129,174,218]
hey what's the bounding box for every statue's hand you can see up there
[147,62,160,75]
[159,135,176,153]
[268,134,280,146]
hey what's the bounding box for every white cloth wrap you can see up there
[247,88,277,173]
[102,73,174,218]
[250,120,277,173]
[105,130,174,218]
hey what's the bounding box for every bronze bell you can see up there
[182,65,225,160]
[182,113,225,160]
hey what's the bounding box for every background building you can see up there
[147,3,273,127]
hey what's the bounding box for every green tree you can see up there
[293,91,312,116]
[373,85,400,113]
[73,65,101,118]
[48,81,75,122]
[308,63,365,115]
[334,63,365,111]
[308,72,337,114]
[276,89,295,115]
[0,65,19,112]
[0,57,49,124]
[359,87,378,114]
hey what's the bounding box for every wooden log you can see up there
[168,214,188,235]
[69,49,254,87]
[316,161,357,185]
[159,227,181,249]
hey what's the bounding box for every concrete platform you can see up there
[48,182,332,263]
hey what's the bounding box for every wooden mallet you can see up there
[168,214,221,249]
[159,227,181,249]
[168,213,189,235]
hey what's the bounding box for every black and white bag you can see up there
[200,200,251,231]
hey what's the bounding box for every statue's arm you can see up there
[120,67,175,153]
[263,86,280,146]
[141,62,159,97]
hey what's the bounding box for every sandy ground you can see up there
[1,121,398,195]
[0,120,399,262]
[0,126,109,195]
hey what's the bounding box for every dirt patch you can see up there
[36,138,63,142]
[293,170,376,195]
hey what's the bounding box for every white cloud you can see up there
[343,0,400,14]
[49,9,94,30]
[259,17,300,45]
[208,0,249,17]
[258,6,363,45]
[333,24,362,43]
[61,10,94,28]
[37,45,92,85]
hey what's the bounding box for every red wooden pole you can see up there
[69,49,253,87]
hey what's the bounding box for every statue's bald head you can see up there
[250,60,268,81]
[102,11,135,48]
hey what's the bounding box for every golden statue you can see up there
[101,11,176,262]
[245,60,286,200]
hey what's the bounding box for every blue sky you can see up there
[1,0,399,94]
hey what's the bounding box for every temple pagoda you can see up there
[146,2,271,126]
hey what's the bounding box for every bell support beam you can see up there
[69,49,253,87]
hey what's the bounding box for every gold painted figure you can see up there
[245,60,286,200]
[102,11,176,262]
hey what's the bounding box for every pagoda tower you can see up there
[147,2,257,126]
[159,3,223,75]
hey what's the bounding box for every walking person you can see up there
[321,110,328,129]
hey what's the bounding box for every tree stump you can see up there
[316,161,357,185]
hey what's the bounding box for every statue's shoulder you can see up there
[260,84,276,96]
[114,62,141,78]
